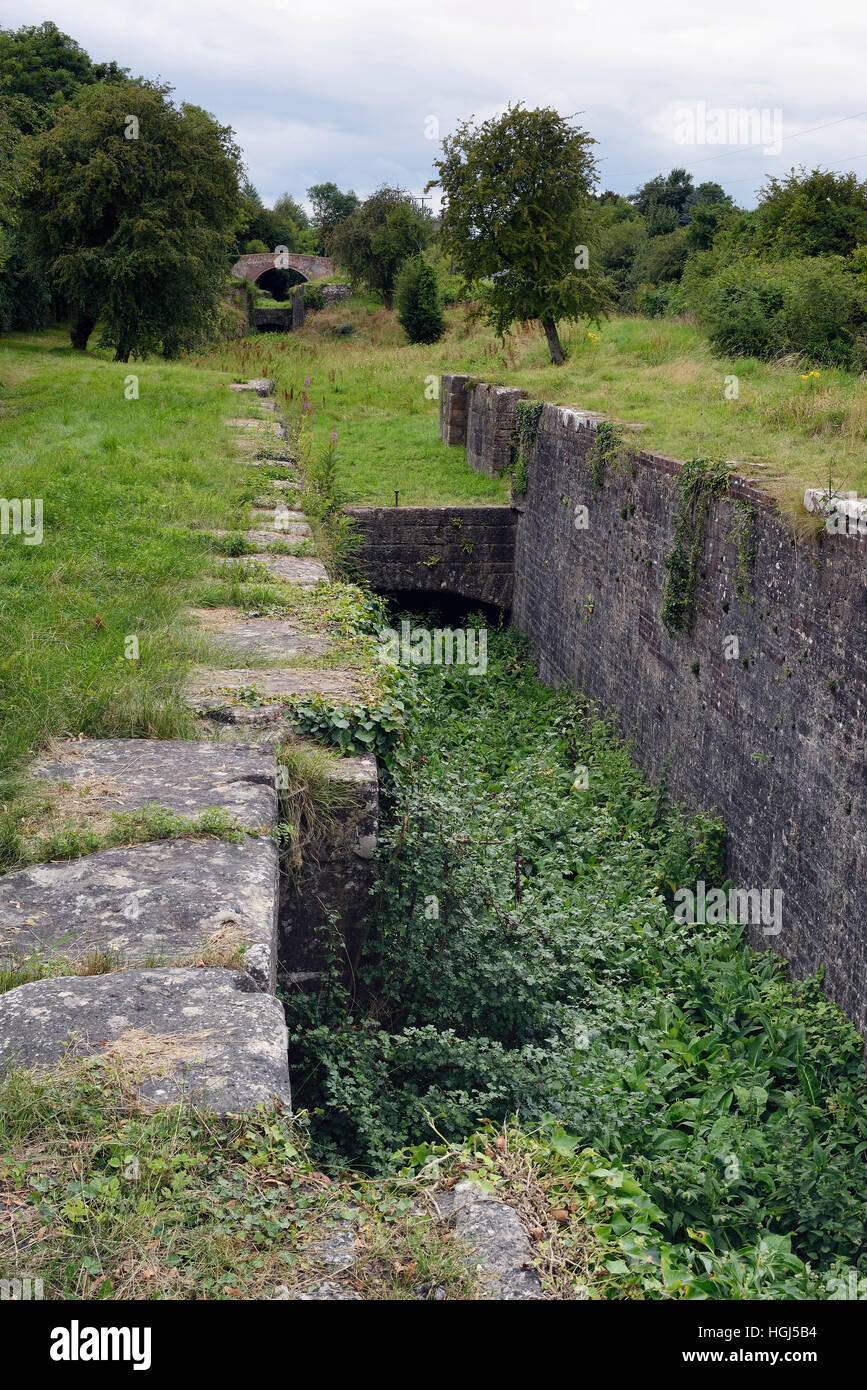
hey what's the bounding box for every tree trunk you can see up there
[384,290,393,311]
[541,317,565,365]
[70,316,95,351]
[114,347,131,363]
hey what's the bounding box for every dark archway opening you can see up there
[377,590,510,628]
[255,267,306,301]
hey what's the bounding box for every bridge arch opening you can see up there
[255,266,306,300]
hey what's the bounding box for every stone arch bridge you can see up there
[231,251,334,300]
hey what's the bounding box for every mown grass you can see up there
[206,299,867,510]
[0,328,396,864]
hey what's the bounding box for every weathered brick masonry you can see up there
[345,505,517,610]
[435,377,867,1033]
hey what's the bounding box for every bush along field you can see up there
[286,623,867,1299]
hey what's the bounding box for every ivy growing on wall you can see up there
[661,457,731,637]
[730,500,756,608]
[510,399,544,496]
[587,419,624,495]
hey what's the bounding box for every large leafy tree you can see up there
[25,79,243,358]
[307,181,359,254]
[430,104,609,363]
[0,21,128,132]
[236,184,315,256]
[629,167,695,226]
[331,186,432,308]
[0,93,51,333]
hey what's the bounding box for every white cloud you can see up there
[5,0,866,205]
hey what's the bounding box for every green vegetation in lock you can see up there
[587,418,627,496]
[511,399,544,496]
[287,624,867,1298]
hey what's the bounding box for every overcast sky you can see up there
[4,0,866,210]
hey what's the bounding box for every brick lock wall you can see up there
[344,505,517,611]
[440,379,867,1032]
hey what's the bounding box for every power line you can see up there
[722,150,867,187]
[620,107,867,179]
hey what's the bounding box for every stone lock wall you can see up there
[465,383,526,476]
[321,284,353,307]
[438,377,867,1033]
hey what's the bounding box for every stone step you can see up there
[185,667,367,723]
[432,1182,543,1300]
[244,527,312,548]
[0,837,279,992]
[242,456,297,470]
[228,379,272,396]
[251,488,302,507]
[0,967,291,1113]
[188,608,331,662]
[219,553,328,587]
[224,418,286,439]
[210,527,311,550]
[250,507,311,539]
[30,738,278,832]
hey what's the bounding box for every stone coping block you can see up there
[224,418,286,438]
[219,553,328,586]
[0,837,279,993]
[804,488,867,537]
[0,968,291,1113]
[188,608,331,662]
[241,456,297,470]
[228,379,272,396]
[31,738,278,831]
[186,668,366,722]
[209,526,312,547]
[246,524,312,545]
[433,1180,542,1300]
[251,506,308,523]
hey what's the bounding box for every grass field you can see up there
[2,306,863,795]
[0,331,255,805]
[208,298,867,510]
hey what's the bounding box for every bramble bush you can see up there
[701,256,867,369]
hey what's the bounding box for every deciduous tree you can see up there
[331,186,432,309]
[430,104,609,363]
[26,79,242,358]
